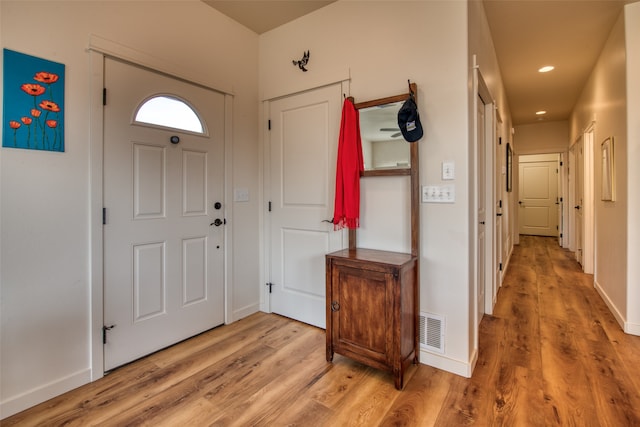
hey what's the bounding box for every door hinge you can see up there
[268,201,272,212]
[102,207,107,225]
[266,282,274,293]
[498,137,502,145]
[499,199,502,208]
[560,161,563,166]
[499,262,503,271]
[560,233,563,238]
[103,88,107,106]
[268,119,271,130]
[103,324,115,344]
[556,225,559,230]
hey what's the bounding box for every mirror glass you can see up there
[358,101,410,170]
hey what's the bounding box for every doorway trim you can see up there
[472,59,497,361]
[88,36,234,380]
[582,123,595,274]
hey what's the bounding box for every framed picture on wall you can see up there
[2,48,65,152]
[506,143,513,192]
[601,137,614,201]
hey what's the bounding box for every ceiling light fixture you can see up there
[536,110,547,115]
[538,65,555,73]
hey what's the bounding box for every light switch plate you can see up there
[234,188,249,202]
[422,184,455,203]
[442,161,455,180]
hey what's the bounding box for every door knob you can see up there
[331,301,340,312]
[574,205,581,210]
[210,218,226,226]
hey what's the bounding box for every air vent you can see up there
[419,312,445,354]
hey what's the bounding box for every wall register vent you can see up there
[419,312,445,354]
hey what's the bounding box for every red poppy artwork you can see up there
[3,49,65,151]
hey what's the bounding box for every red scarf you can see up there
[333,99,364,229]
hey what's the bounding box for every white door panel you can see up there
[104,58,224,370]
[575,142,584,265]
[268,84,345,328]
[518,157,559,237]
[477,95,486,326]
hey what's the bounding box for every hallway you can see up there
[4,237,640,426]
[447,235,640,425]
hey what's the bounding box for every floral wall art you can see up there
[3,49,65,152]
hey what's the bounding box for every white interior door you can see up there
[103,58,225,370]
[518,154,559,237]
[267,84,345,329]
[495,128,503,295]
[575,141,584,265]
[477,95,486,326]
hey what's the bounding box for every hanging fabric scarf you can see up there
[333,98,364,230]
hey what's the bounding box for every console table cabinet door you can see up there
[330,265,394,369]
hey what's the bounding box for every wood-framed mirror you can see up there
[354,83,418,178]
[350,83,420,256]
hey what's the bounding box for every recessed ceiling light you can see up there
[538,66,555,73]
[536,110,547,115]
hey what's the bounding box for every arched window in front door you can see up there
[133,94,206,135]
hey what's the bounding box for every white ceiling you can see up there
[483,0,634,125]
[203,0,635,125]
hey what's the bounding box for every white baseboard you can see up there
[419,348,476,378]
[593,280,640,336]
[231,303,260,323]
[0,368,91,420]
[625,321,640,336]
[594,279,626,330]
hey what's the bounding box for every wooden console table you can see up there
[325,248,418,390]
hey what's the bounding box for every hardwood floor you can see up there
[5,236,640,426]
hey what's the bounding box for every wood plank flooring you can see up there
[4,236,640,426]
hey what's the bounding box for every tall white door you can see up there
[518,154,559,237]
[103,58,225,370]
[495,129,503,296]
[267,84,345,328]
[575,142,584,265]
[476,95,486,326]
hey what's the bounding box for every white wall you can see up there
[260,0,512,376]
[260,1,471,373]
[0,0,260,418]
[570,11,628,329]
[625,2,640,334]
[515,121,569,155]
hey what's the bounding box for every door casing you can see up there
[473,62,497,357]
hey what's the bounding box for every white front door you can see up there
[103,58,225,370]
[518,154,560,237]
[266,84,345,328]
